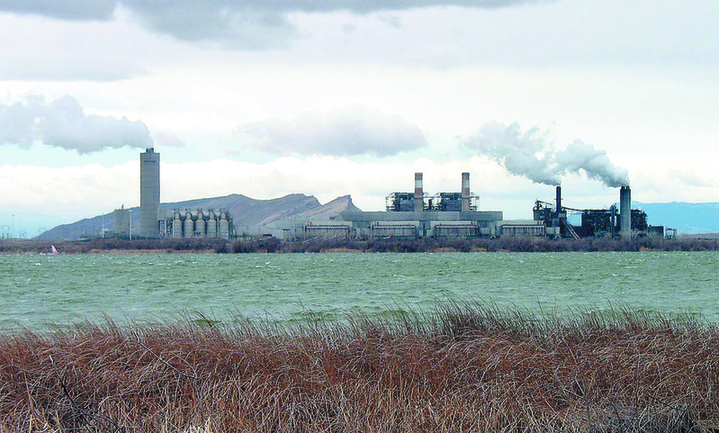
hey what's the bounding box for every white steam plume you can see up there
[464,121,629,187]
[0,94,153,153]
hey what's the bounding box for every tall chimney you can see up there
[414,172,424,212]
[620,185,631,238]
[140,148,160,239]
[556,185,562,215]
[461,172,471,212]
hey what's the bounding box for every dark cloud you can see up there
[0,0,541,48]
[0,94,153,153]
[240,105,427,157]
[463,122,629,187]
[0,0,116,20]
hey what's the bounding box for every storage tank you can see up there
[184,209,194,238]
[219,212,229,240]
[172,210,183,239]
[206,210,217,238]
[195,210,206,238]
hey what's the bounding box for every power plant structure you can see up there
[333,172,503,238]
[140,148,161,238]
[113,205,131,237]
[122,149,670,241]
[531,185,661,239]
[166,209,234,240]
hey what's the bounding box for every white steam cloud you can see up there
[464,121,629,187]
[0,95,153,153]
[240,105,427,157]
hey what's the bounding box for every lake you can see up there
[1,251,718,330]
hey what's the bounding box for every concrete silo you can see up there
[114,205,130,236]
[184,209,194,238]
[140,148,160,238]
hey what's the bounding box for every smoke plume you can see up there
[0,95,153,154]
[464,121,629,187]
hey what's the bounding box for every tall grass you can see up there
[1,304,718,432]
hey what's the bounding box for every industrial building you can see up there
[335,172,504,238]
[127,149,669,241]
[114,205,130,237]
[140,148,161,238]
[530,185,663,239]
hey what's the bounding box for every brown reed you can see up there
[1,304,717,432]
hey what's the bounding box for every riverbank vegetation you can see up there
[2,235,719,254]
[1,305,718,432]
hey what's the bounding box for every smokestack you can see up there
[461,172,471,212]
[140,148,160,238]
[620,185,631,238]
[414,172,424,212]
[556,185,562,215]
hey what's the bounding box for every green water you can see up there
[1,251,718,330]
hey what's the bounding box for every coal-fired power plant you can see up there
[532,184,662,239]
[140,148,160,238]
[120,149,668,241]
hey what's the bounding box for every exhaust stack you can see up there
[414,172,424,212]
[620,185,631,238]
[461,172,471,212]
[556,185,562,215]
[140,148,160,239]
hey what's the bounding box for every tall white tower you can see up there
[620,185,631,239]
[140,148,160,238]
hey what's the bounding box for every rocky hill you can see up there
[37,194,360,241]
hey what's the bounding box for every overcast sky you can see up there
[1,0,717,237]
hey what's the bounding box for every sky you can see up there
[0,0,718,237]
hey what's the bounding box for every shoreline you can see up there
[3,236,719,254]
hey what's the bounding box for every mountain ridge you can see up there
[37,194,359,241]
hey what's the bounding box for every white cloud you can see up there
[0,94,153,153]
[152,130,185,148]
[240,105,428,157]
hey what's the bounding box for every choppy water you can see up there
[1,251,718,330]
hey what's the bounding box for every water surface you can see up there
[2,252,717,330]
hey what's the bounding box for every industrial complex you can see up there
[115,148,671,241]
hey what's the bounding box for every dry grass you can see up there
[1,304,718,432]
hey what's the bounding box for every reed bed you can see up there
[1,304,718,432]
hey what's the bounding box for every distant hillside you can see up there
[37,194,360,241]
[293,195,361,222]
[635,202,719,234]
[168,193,321,227]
